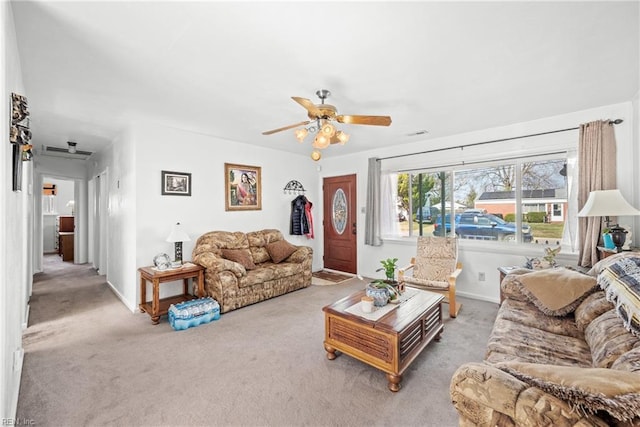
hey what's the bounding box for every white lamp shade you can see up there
[166,222,191,243]
[577,189,640,217]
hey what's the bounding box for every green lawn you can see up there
[529,223,564,239]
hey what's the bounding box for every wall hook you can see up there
[284,180,306,195]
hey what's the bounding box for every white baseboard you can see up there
[9,347,24,422]
[106,280,136,313]
[457,290,500,305]
[22,304,29,330]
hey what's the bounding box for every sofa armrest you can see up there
[499,268,533,302]
[450,362,610,427]
[286,245,313,264]
[192,251,246,278]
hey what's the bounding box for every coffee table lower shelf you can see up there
[323,289,443,392]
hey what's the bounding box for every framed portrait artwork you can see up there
[161,170,191,196]
[224,163,261,211]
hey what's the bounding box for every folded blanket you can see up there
[597,257,640,337]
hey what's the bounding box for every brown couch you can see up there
[450,254,640,426]
[192,229,312,313]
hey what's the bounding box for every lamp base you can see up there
[609,224,627,252]
[174,242,183,264]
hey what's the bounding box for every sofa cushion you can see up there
[221,249,256,270]
[574,291,614,331]
[486,299,591,367]
[246,229,284,263]
[585,310,640,368]
[266,240,297,264]
[515,268,597,316]
[237,262,304,288]
[611,345,640,372]
[497,361,640,422]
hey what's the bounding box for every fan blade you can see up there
[336,115,392,126]
[292,97,322,118]
[262,121,310,135]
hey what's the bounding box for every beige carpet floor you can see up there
[17,255,499,426]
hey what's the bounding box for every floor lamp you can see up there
[577,189,640,252]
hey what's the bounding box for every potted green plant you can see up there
[376,257,398,284]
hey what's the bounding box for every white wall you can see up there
[320,101,636,303]
[1,1,32,420]
[88,121,323,312]
[33,156,90,271]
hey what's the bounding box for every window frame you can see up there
[388,152,569,247]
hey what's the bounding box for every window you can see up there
[390,155,567,245]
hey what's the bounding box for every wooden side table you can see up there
[138,262,205,324]
[597,246,640,261]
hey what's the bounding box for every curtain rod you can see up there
[398,150,567,174]
[378,118,623,162]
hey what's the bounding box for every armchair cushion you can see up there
[403,236,457,289]
[514,268,597,316]
[496,361,640,422]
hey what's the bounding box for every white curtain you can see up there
[380,171,399,237]
[561,150,578,251]
[365,157,382,246]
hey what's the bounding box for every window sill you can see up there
[382,236,578,258]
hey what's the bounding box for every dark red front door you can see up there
[323,174,357,274]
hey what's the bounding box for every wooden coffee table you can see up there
[323,288,443,391]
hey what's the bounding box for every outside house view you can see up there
[395,158,567,245]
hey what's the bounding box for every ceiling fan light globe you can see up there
[294,128,308,142]
[321,123,336,137]
[337,131,349,145]
[311,150,321,161]
[314,134,330,149]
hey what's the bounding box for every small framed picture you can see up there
[224,163,261,211]
[161,170,191,196]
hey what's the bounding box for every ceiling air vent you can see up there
[40,144,94,160]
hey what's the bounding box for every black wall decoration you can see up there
[10,93,31,191]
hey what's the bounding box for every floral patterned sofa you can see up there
[451,253,640,426]
[192,229,312,313]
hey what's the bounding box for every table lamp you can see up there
[577,189,640,251]
[166,222,191,264]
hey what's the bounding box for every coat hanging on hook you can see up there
[290,194,313,238]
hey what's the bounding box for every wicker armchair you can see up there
[398,236,462,317]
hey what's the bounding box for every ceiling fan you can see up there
[262,90,392,160]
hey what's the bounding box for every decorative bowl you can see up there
[365,283,390,307]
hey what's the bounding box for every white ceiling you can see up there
[11,1,640,160]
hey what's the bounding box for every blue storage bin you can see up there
[168,297,220,331]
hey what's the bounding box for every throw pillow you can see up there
[515,268,597,316]
[221,249,256,270]
[496,361,640,422]
[265,240,297,264]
